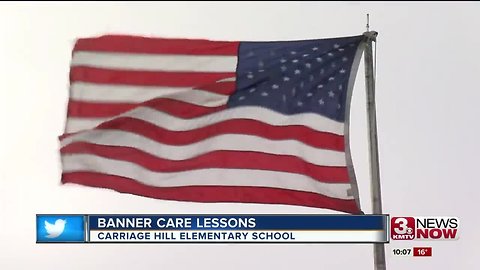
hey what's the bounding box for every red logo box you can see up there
[391,217,415,240]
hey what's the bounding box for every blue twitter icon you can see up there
[36,215,85,243]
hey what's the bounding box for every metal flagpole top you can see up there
[364,14,378,41]
[363,31,378,42]
[367,13,370,31]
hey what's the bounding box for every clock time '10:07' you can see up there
[392,248,412,256]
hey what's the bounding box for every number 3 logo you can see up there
[394,218,409,235]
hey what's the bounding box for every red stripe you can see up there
[62,172,360,214]
[67,99,226,118]
[74,35,239,55]
[73,115,345,151]
[196,81,236,95]
[61,143,350,183]
[70,66,235,87]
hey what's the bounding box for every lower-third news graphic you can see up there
[36,214,388,244]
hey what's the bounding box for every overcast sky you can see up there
[1,2,479,269]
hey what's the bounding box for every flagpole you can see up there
[363,30,386,270]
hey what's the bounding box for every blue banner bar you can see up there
[88,215,387,230]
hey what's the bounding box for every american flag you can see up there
[60,34,366,214]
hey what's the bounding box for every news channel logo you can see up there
[390,216,459,241]
[36,215,86,243]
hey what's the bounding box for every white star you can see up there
[303,54,309,57]
[337,104,341,109]
[328,76,335,81]
[258,69,264,72]
[316,57,323,62]
[333,44,340,49]
[261,92,268,96]
[258,61,264,67]
[312,47,319,51]
[247,73,254,79]
[328,52,334,57]
[317,84,324,89]
[290,51,297,55]
[292,59,299,63]
[340,69,346,74]
[320,68,325,74]
[328,90,335,97]
[331,62,336,68]
[249,88,256,93]
[342,57,348,62]
[294,69,301,75]
[319,99,325,105]
[338,48,345,52]
[247,51,255,57]
[238,96,245,101]
[292,87,296,96]
[281,65,287,71]
[307,92,313,97]
[283,76,290,82]
[349,43,355,47]
[297,101,303,106]
[300,81,304,88]
[280,58,287,63]
[283,94,287,103]
[305,63,311,68]
[272,84,279,89]
[309,75,314,81]
[339,85,343,90]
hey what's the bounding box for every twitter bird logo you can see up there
[37,215,85,243]
[44,219,67,238]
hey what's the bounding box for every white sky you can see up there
[0,2,479,269]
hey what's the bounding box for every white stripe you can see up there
[66,106,345,134]
[66,117,115,133]
[62,154,352,199]
[61,130,346,167]
[70,82,228,105]
[72,51,237,72]
[217,77,236,82]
